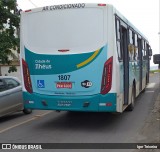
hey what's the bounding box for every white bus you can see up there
[20,3,152,113]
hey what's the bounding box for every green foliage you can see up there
[150,69,160,73]
[0,0,20,73]
[8,65,17,73]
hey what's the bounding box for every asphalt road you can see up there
[0,73,159,152]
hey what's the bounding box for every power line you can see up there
[28,0,38,7]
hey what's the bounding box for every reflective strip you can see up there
[29,101,34,104]
[146,91,154,93]
[99,103,106,106]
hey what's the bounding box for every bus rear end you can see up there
[20,3,117,112]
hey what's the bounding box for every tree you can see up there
[0,0,20,75]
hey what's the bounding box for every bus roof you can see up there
[21,3,106,14]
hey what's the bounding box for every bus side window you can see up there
[129,29,133,44]
[142,40,144,56]
[143,41,148,60]
[128,29,134,61]
[137,36,141,61]
[146,43,149,56]
[142,39,146,59]
[116,20,120,39]
[116,18,122,60]
[144,41,147,57]
[134,34,138,60]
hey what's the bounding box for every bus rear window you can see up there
[22,8,104,52]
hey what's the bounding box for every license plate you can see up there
[56,82,72,89]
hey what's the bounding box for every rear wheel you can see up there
[142,76,147,93]
[23,108,32,114]
[126,86,135,111]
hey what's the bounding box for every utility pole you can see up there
[28,0,38,7]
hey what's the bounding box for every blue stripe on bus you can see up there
[24,46,104,75]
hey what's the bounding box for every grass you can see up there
[150,69,160,73]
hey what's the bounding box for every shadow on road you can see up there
[35,111,128,132]
[0,112,24,123]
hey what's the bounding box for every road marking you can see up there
[0,111,52,134]
[146,91,154,93]
[0,118,36,134]
[146,83,156,88]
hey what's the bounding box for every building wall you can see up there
[1,65,22,80]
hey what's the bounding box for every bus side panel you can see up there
[98,93,117,112]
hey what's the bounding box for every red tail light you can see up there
[98,4,106,6]
[101,56,113,95]
[58,49,69,52]
[22,59,33,93]
[25,9,32,12]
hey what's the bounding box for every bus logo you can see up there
[2,144,11,149]
[81,80,92,88]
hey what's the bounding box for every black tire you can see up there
[126,86,135,111]
[142,77,147,93]
[23,108,32,114]
[141,87,146,93]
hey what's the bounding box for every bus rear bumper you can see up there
[23,92,117,112]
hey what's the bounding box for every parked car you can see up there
[0,76,32,117]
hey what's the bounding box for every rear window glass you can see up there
[22,8,104,52]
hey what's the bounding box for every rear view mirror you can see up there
[153,54,160,64]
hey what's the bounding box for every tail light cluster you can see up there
[22,59,33,93]
[98,4,106,6]
[101,56,113,95]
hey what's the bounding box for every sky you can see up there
[17,0,159,66]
